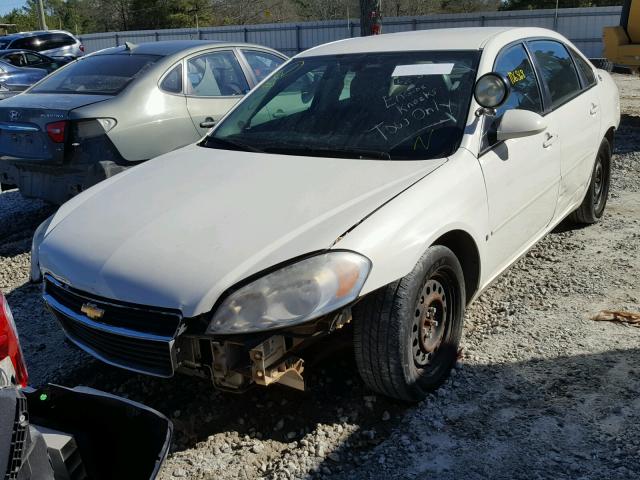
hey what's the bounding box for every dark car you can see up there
[0,30,84,60]
[0,49,69,73]
[0,59,47,99]
[0,290,172,479]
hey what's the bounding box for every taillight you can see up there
[0,292,28,388]
[46,120,67,143]
[79,44,85,53]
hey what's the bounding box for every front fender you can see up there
[334,149,489,296]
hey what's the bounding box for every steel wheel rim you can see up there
[412,277,450,368]
[593,153,607,213]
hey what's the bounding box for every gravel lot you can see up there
[1,73,638,480]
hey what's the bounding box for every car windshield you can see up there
[202,50,479,160]
[0,40,11,49]
[30,54,161,95]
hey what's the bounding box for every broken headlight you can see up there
[207,251,371,334]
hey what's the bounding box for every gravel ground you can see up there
[1,73,639,480]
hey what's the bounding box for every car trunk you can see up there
[0,93,111,163]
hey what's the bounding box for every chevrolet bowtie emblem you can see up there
[81,302,105,320]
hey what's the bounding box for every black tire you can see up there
[353,245,465,402]
[569,138,611,224]
[590,58,613,72]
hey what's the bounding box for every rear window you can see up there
[30,54,161,95]
[50,33,76,48]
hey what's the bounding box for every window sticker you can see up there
[392,63,455,77]
[507,68,526,84]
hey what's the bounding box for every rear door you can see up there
[184,49,250,137]
[479,42,561,275]
[527,40,601,215]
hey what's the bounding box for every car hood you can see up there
[39,145,446,317]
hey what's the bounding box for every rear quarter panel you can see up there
[596,70,621,136]
[74,76,199,162]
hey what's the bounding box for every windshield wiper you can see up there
[264,144,391,160]
[202,137,264,153]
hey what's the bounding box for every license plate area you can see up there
[0,127,49,159]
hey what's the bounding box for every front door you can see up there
[185,50,250,137]
[478,43,561,276]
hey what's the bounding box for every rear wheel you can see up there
[353,246,465,402]
[570,138,611,224]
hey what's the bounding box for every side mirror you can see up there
[497,109,547,141]
[474,72,510,109]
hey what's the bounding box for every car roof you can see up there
[298,26,552,57]
[0,30,75,40]
[91,40,283,58]
[0,49,44,54]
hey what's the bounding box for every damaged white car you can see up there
[32,27,620,402]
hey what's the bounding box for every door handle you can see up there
[590,103,599,115]
[199,117,216,128]
[543,132,556,148]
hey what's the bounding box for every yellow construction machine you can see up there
[603,0,640,71]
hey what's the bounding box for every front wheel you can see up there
[353,245,465,402]
[570,138,611,224]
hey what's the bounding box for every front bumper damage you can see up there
[42,273,353,393]
[177,309,352,392]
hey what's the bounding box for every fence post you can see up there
[115,33,119,46]
[243,27,248,42]
[349,21,354,37]
[412,18,417,30]
[154,31,159,41]
[295,25,301,53]
[481,15,486,26]
[197,28,202,40]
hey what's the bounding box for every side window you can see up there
[187,51,249,97]
[528,40,581,109]
[34,34,54,51]
[24,53,43,65]
[570,48,596,88]
[242,50,285,82]
[482,43,542,150]
[160,63,183,94]
[57,34,77,47]
[4,53,25,67]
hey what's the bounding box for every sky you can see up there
[0,0,27,16]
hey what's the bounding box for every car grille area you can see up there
[43,275,180,377]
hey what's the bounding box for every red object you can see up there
[79,44,85,53]
[0,292,29,387]
[46,120,67,143]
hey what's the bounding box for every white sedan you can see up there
[33,27,620,402]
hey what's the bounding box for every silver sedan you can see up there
[0,40,287,204]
